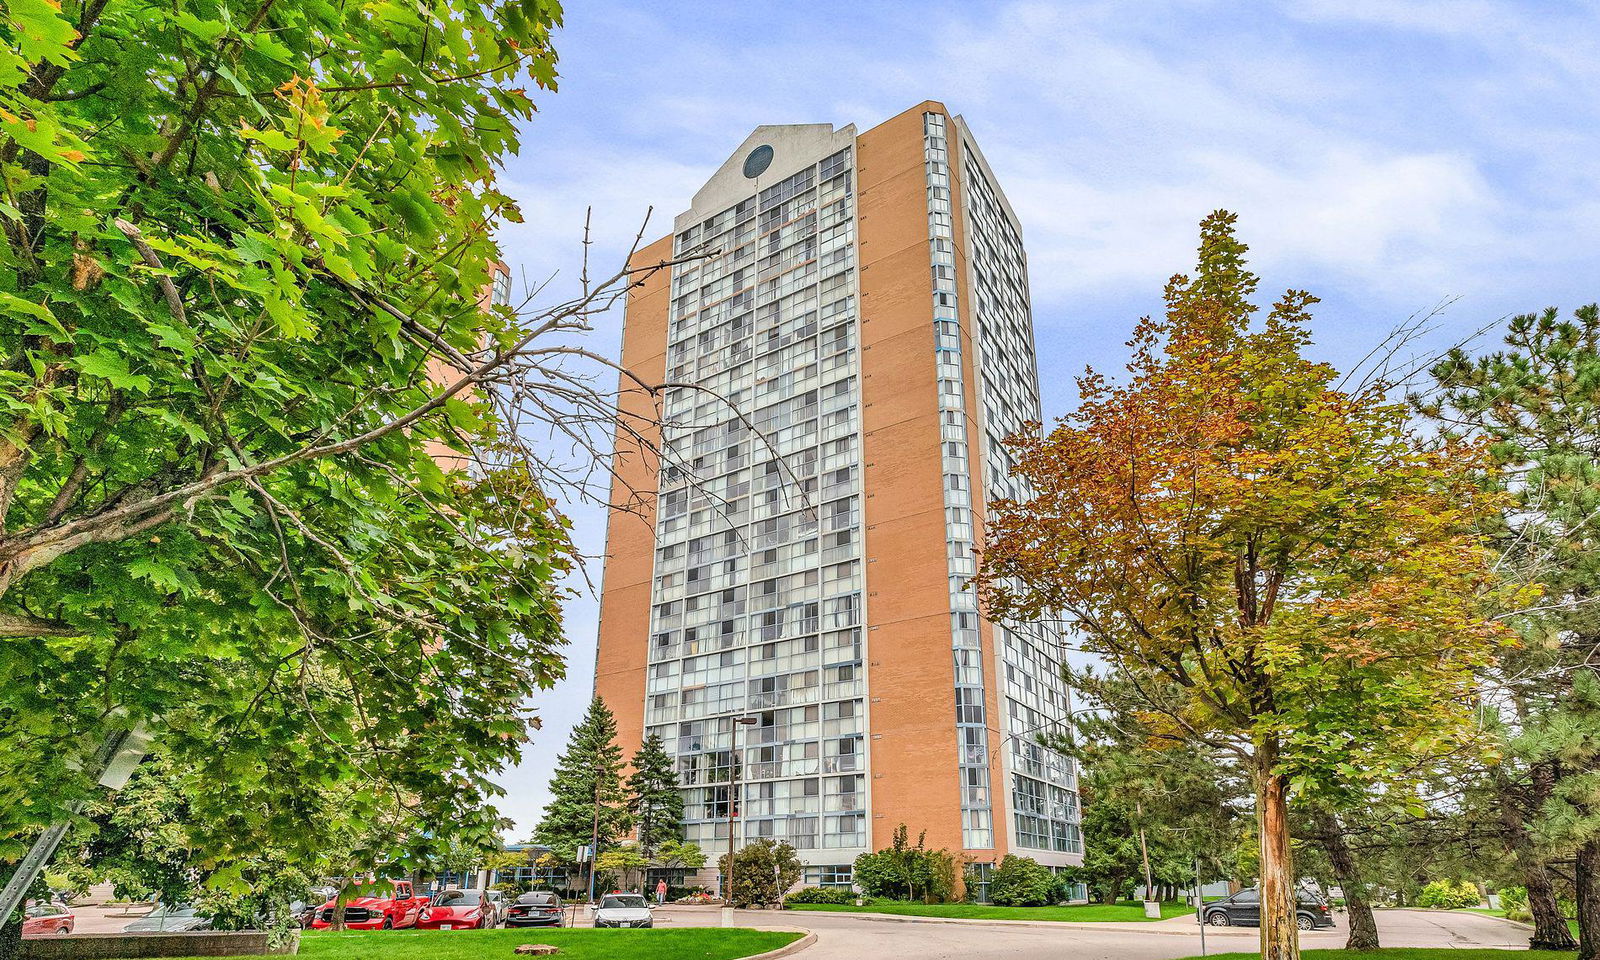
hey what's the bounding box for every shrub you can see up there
[718,839,803,907]
[851,825,959,903]
[784,886,857,906]
[1048,872,1081,904]
[1498,887,1531,922]
[853,850,903,899]
[1416,879,1481,910]
[989,855,1056,907]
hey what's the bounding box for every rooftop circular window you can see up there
[742,144,774,179]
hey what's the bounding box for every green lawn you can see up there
[103,928,803,960]
[786,899,1195,921]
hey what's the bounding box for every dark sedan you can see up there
[505,891,564,927]
[1201,888,1335,930]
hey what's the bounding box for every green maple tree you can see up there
[0,0,661,952]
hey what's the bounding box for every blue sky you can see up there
[489,0,1600,836]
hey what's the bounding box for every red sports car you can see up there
[22,903,74,936]
[310,880,427,930]
[415,889,491,930]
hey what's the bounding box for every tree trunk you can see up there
[1578,838,1600,960]
[1254,749,1298,960]
[1102,869,1126,904]
[1137,802,1155,902]
[1311,808,1379,949]
[1496,767,1578,950]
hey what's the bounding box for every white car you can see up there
[592,893,653,928]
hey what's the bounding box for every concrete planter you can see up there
[21,930,299,959]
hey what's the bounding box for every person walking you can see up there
[655,879,668,905]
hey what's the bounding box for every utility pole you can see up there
[587,760,603,906]
[1196,852,1207,957]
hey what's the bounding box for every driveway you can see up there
[46,902,154,935]
[651,905,1534,960]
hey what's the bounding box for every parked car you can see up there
[505,891,563,927]
[415,889,492,930]
[310,880,428,930]
[483,889,505,927]
[1201,888,1335,930]
[21,903,74,936]
[592,893,653,929]
[125,904,212,932]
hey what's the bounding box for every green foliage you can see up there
[850,850,901,900]
[1415,880,1482,910]
[653,838,706,871]
[1423,304,1600,952]
[627,733,684,857]
[1058,697,1243,904]
[57,750,429,930]
[988,854,1056,907]
[783,900,1194,921]
[534,698,630,862]
[595,846,648,892]
[718,839,802,908]
[783,886,855,906]
[1499,887,1532,922]
[849,825,958,903]
[69,753,196,904]
[193,862,312,931]
[0,0,573,883]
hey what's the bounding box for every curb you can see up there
[741,930,816,960]
[1445,910,1536,931]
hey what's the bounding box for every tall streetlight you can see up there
[721,715,758,928]
[586,760,603,908]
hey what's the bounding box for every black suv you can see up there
[1201,888,1335,930]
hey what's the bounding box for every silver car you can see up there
[124,905,211,932]
[592,893,653,928]
[483,889,505,928]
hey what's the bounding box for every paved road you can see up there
[653,906,1534,960]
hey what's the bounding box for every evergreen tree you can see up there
[628,733,684,857]
[533,698,630,864]
[1424,305,1600,956]
[1058,687,1245,906]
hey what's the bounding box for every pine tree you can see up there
[533,698,630,864]
[1425,305,1600,956]
[628,732,684,857]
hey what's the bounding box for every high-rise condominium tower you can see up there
[594,102,1081,895]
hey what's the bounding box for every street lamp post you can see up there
[586,762,602,908]
[722,715,757,928]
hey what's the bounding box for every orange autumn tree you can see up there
[977,212,1528,960]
